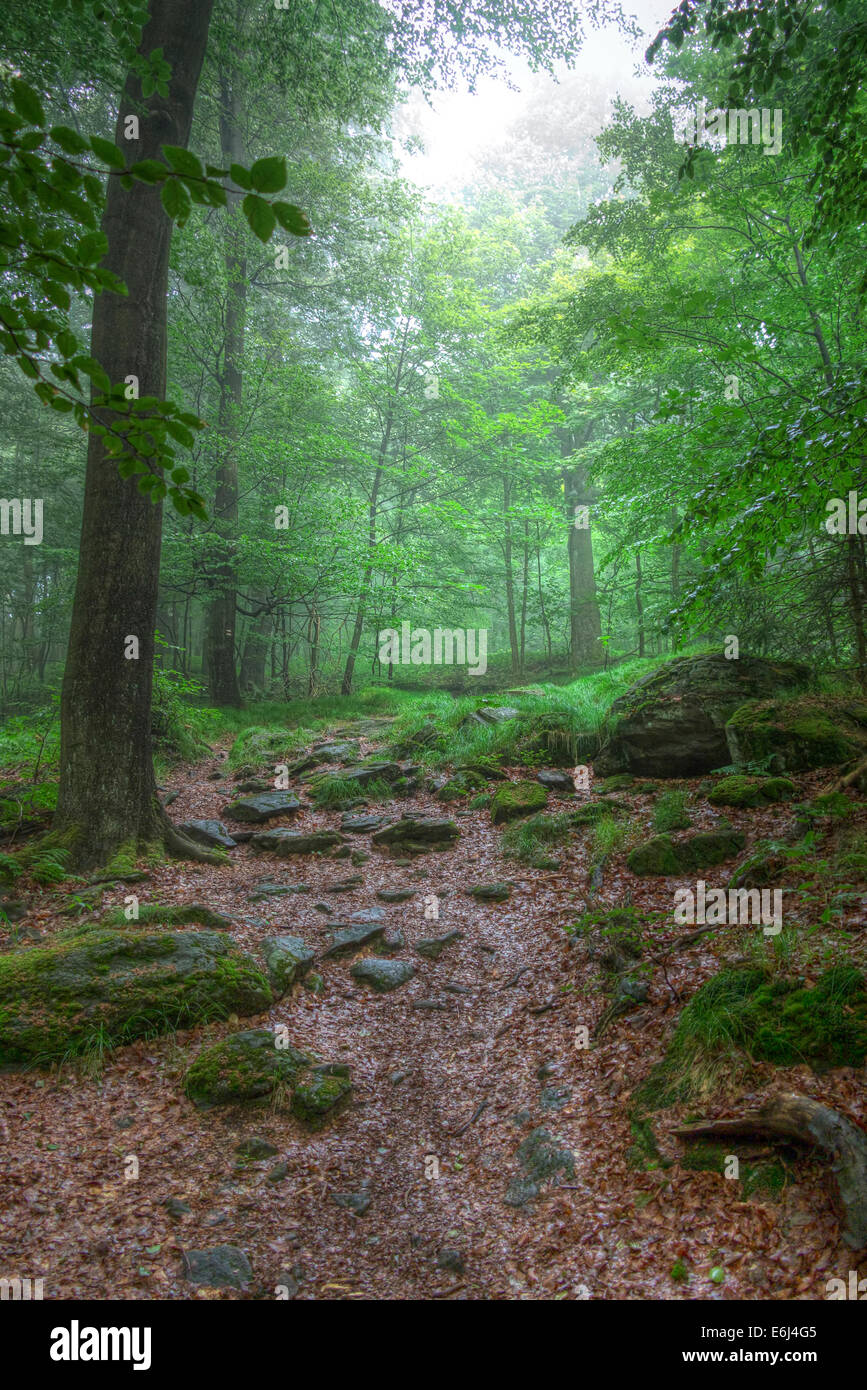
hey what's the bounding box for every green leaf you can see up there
[273,202,311,236]
[242,194,276,243]
[229,163,253,191]
[50,125,89,155]
[90,136,126,168]
[11,80,45,127]
[162,145,203,179]
[128,159,168,184]
[161,179,191,224]
[249,156,286,193]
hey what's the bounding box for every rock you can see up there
[312,741,359,762]
[325,874,363,893]
[339,813,392,834]
[436,769,487,802]
[595,654,811,777]
[349,908,386,925]
[536,770,573,791]
[334,762,402,787]
[266,1162,289,1184]
[261,935,316,993]
[477,706,520,725]
[381,929,406,954]
[178,819,237,849]
[728,842,790,890]
[466,882,511,902]
[504,1128,575,1207]
[415,929,463,960]
[598,773,634,793]
[233,778,272,793]
[0,928,272,1064]
[490,781,548,825]
[376,888,416,903]
[235,1137,279,1161]
[436,1248,465,1273]
[182,1245,252,1289]
[707,775,796,808]
[250,829,343,856]
[164,1197,191,1217]
[350,958,416,992]
[351,851,370,866]
[322,923,385,958]
[247,882,310,902]
[274,1269,299,1296]
[372,817,460,851]
[539,1086,571,1112]
[223,791,302,822]
[627,829,746,877]
[331,1190,371,1215]
[185,1030,312,1108]
[291,1070,352,1125]
[725,696,867,772]
[571,798,629,826]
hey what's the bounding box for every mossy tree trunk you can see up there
[54,0,217,869]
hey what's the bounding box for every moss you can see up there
[708,775,796,808]
[726,696,867,771]
[490,780,548,825]
[501,811,572,867]
[184,1029,311,1107]
[679,1141,727,1173]
[571,798,628,826]
[0,927,273,1065]
[100,902,232,930]
[598,773,634,792]
[653,789,691,831]
[634,965,867,1112]
[290,1070,352,1125]
[628,829,745,876]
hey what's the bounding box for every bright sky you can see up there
[395,0,675,197]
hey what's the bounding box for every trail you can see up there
[0,722,861,1300]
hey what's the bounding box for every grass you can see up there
[590,815,631,861]
[308,775,393,810]
[500,812,573,868]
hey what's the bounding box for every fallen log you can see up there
[672,1092,867,1250]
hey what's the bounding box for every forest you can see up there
[0,0,866,1322]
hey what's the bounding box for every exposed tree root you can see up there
[831,755,867,793]
[161,816,226,866]
[673,1092,867,1250]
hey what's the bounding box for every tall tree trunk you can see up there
[54,0,217,868]
[561,429,602,670]
[502,477,520,675]
[205,61,245,707]
[635,547,646,658]
[239,599,271,694]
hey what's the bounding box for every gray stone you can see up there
[350,958,416,993]
[322,923,385,959]
[223,792,302,822]
[182,1245,252,1289]
[250,829,343,856]
[261,935,316,993]
[178,819,237,849]
[415,929,463,960]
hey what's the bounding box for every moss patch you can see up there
[708,775,796,808]
[628,830,745,876]
[490,780,548,825]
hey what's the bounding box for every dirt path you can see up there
[1,729,863,1300]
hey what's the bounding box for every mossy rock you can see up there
[490,781,548,825]
[728,840,791,889]
[261,936,316,994]
[598,773,634,793]
[595,655,811,777]
[291,1068,353,1125]
[184,1029,311,1107]
[708,775,796,808]
[100,902,233,930]
[635,965,867,1111]
[372,817,459,849]
[725,696,867,772]
[436,769,487,802]
[627,829,745,876]
[571,798,629,826]
[0,928,273,1065]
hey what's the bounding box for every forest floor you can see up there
[1,719,866,1301]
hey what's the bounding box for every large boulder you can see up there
[0,926,273,1064]
[223,791,301,822]
[725,696,867,772]
[595,655,811,777]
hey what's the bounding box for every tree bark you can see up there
[54,0,217,868]
[562,435,602,670]
[673,1092,867,1251]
